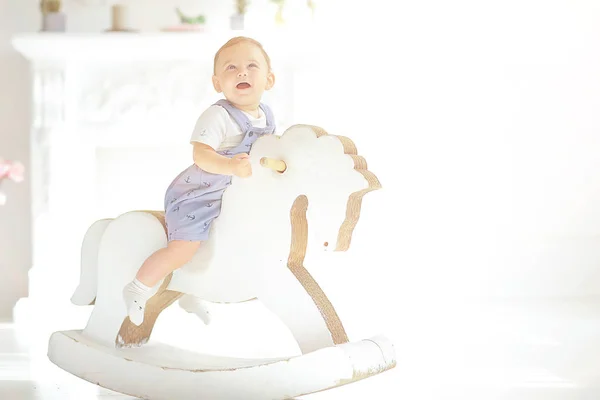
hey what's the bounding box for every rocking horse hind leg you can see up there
[75,210,182,347]
[70,218,113,306]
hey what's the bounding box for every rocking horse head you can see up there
[212,124,381,260]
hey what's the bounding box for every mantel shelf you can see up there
[11,31,321,65]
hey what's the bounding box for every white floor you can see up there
[2,298,600,399]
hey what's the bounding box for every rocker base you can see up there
[48,330,396,400]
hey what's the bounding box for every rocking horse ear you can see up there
[212,75,222,93]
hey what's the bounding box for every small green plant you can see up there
[176,8,206,25]
[40,0,61,14]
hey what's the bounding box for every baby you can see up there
[123,36,276,325]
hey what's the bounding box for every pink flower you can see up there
[8,161,24,182]
[0,160,9,180]
[0,159,24,182]
[0,158,24,206]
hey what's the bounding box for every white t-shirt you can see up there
[189,105,266,151]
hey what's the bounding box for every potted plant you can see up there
[231,0,249,30]
[40,0,66,32]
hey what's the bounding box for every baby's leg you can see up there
[136,240,201,286]
[123,240,201,325]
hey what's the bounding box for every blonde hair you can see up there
[213,36,272,75]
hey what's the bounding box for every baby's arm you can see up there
[193,143,252,177]
[190,106,251,177]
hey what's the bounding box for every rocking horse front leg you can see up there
[82,211,172,347]
[258,195,349,354]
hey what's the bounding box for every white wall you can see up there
[2,0,600,323]
[0,0,36,320]
[295,1,600,300]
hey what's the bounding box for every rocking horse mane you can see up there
[288,124,382,252]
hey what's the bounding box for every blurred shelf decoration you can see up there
[231,0,249,31]
[106,3,138,32]
[162,7,206,32]
[40,0,67,32]
[269,0,315,28]
[307,0,316,18]
[271,0,286,26]
[0,159,25,206]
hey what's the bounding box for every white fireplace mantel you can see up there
[11,32,314,143]
[11,32,314,320]
[10,30,311,216]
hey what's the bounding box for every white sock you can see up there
[122,278,153,326]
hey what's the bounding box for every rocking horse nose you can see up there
[260,157,287,173]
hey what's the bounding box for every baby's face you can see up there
[213,42,274,111]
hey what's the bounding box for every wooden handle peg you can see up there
[260,157,287,173]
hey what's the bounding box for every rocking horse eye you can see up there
[323,242,329,247]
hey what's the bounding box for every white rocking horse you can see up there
[48,124,396,399]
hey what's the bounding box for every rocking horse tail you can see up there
[71,219,113,306]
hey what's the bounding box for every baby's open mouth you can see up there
[236,82,251,89]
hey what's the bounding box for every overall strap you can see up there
[259,102,276,134]
[213,99,253,133]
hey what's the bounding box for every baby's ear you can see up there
[266,72,275,90]
[212,75,222,93]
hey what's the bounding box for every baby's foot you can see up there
[179,295,211,325]
[122,279,152,326]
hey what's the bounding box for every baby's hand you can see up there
[229,153,252,177]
